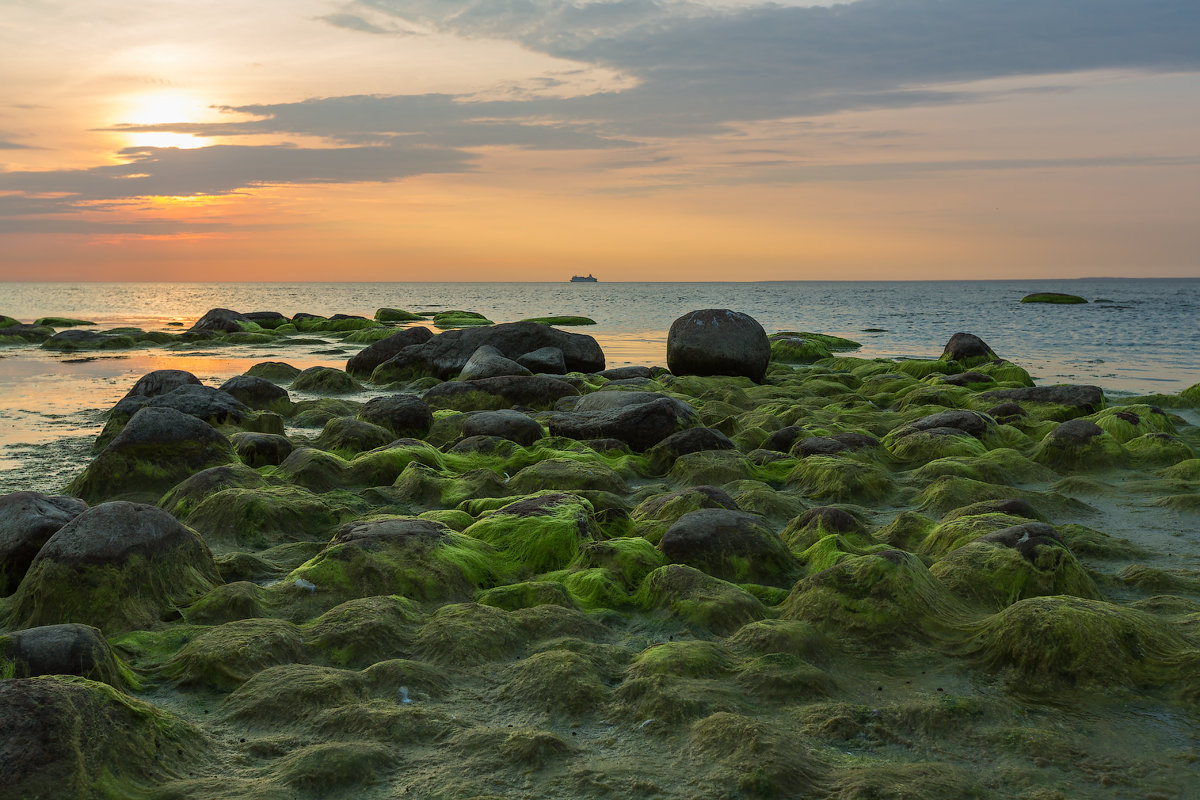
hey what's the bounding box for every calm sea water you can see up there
[2,279,1198,492]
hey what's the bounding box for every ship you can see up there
[570,274,598,282]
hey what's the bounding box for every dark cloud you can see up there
[0,137,33,150]
[317,12,399,35]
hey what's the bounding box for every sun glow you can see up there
[116,90,213,149]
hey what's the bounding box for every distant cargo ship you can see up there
[570,274,598,283]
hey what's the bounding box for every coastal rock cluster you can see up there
[2,307,1200,799]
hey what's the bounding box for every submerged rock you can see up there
[1021,292,1087,304]
[667,309,770,383]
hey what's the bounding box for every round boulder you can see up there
[0,492,88,597]
[357,394,433,438]
[8,501,220,633]
[660,508,798,587]
[219,374,293,414]
[667,309,770,383]
[461,409,544,446]
[0,624,125,685]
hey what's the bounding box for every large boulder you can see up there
[98,385,252,451]
[373,321,605,380]
[666,309,770,383]
[345,325,434,377]
[461,409,544,446]
[941,332,997,365]
[218,374,293,415]
[188,307,259,334]
[0,624,125,685]
[0,492,89,596]
[68,407,235,503]
[7,501,220,633]
[122,369,201,399]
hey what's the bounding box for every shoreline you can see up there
[2,307,1200,799]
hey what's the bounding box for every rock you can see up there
[461,409,544,446]
[941,332,997,364]
[890,409,993,439]
[660,508,797,587]
[243,311,290,328]
[8,501,220,633]
[599,366,653,380]
[189,307,259,333]
[157,464,269,518]
[41,329,137,350]
[229,432,294,468]
[0,624,124,685]
[122,369,201,399]
[1032,418,1126,471]
[941,371,995,387]
[357,394,433,438]
[0,676,209,800]
[423,375,579,411]
[33,317,95,327]
[0,323,54,342]
[636,564,766,634]
[793,432,880,458]
[375,307,423,322]
[218,374,293,414]
[1021,292,1087,304]
[246,361,302,382]
[761,426,807,454]
[373,321,604,380]
[459,345,533,381]
[0,492,89,596]
[345,326,434,377]
[291,366,361,394]
[977,385,1105,419]
[517,346,566,374]
[630,486,741,544]
[67,407,235,503]
[463,492,599,573]
[646,427,736,472]
[314,417,394,457]
[667,309,770,383]
[549,395,698,451]
[432,310,493,328]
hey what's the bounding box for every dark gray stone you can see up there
[666,309,770,382]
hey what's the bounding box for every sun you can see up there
[116,90,212,149]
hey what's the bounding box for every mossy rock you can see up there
[689,711,824,797]
[291,366,362,394]
[919,512,1042,557]
[415,602,526,665]
[314,416,394,458]
[725,618,831,664]
[1021,292,1087,304]
[0,676,210,800]
[497,648,610,714]
[7,502,220,635]
[667,450,754,486]
[635,564,766,634]
[432,310,494,328]
[508,456,629,494]
[246,361,302,382]
[163,617,306,691]
[477,580,577,611]
[304,595,423,668]
[0,623,131,688]
[966,596,1189,694]
[770,336,832,364]
[1031,419,1127,472]
[184,581,270,625]
[182,485,344,552]
[463,492,598,574]
[628,640,735,680]
[374,307,424,322]
[1125,432,1195,466]
[270,741,398,795]
[272,447,351,492]
[659,508,798,587]
[343,439,446,487]
[521,315,596,326]
[34,316,96,327]
[787,455,894,503]
[630,485,740,544]
[929,523,1100,609]
[289,516,504,604]
[781,550,964,646]
[392,462,510,511]
[67,407,236,504]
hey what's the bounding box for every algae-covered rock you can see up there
[182,485,343,550]
[1086,404,1175,443]
[498,648,610,714]
[636,564,766,634]
[189,307,260,333]
[357,393,433,438]
[459,344,533,380]
[631,485,740,544]
[218,374,294,415]
[967,596,1188,694]
[689,712,824,798]
[549,393,698,450]
[393,462,510,510]
[156,463,268,519]
[1032,418,1127,471]
[517,346,567,374]
[929,522,1100,609]
[290,516,502,603]
[228,431,294,468]
[781,550,961,645]
[292,366,361,394]
[463,492,598,574]
[461,408,543,446]
[304,595,422,668]
[69,407,235,503]
[668,450,754,486]
[164,617,306,690]
[415,602,526,665]
[977,384,1104,421]
[0,491,88,596]
[41,329,138,350]
[424,374,579,411]
[509,457,629,494]
[787,455,893,503]
[8,502,220,634]
[315,416,394,458]
[433,310,493,328]
[246,361,302,382]
[1021,292,1087,304]
[0,676,209,800]
[660,508,797,587]
[940,332,997,367]
[375,307,423,322]
[0,624,128,686]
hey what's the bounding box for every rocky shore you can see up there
[2,307,1199,800]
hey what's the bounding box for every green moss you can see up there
[631,487,739,544]
[887,430,988,463]
[477,580,577,611]
[291,366,362,394]
[304,595,422,668]
[787,455,894,503]
[796,534,889,576]
[771,336,832,364]
[344,440,445,486]
[893,359,962,379]
[966,596,1188,694]
[610,673,745,725]
[628,640,735,679]
[342,326,401,344]
[289,518,504,604]
[498,648,609,714]
[508,456,630,494]
[182,485,344,551]
[930,538,1100,609]
[314,416,393,458]
[185,581,270,625]
[918,513,1037,556]
[1057,522,1148,560]
[1021,292,1087,304]
[689,711,825,798]
[781,550,965,646]
[667,450,753,486]
[635,564,766,634]
[973,360,1034,386]
[725,618,831,663]
[1180,381,1200,404]
[873,511,936,551]
[415,602,525,665]
[393,462,510,511]
[432,310,493,328]
[1086,404,1175,443]
[163,617,306,690]
[1126,433,1195,466]
[417,508,475,531]
[521,315,596,326]
[1032,426,1127,472]
[272,447,350,491]
[34,316,96,327]
[462,492,597,574]
[375,307,423,322]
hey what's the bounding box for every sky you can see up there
[1,0,1198,281]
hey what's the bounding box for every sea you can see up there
[2,278,1199,494]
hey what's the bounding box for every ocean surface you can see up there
[2,278,1199,493]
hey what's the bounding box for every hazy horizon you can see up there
[3,1,1198,281]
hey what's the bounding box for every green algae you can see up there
[304,595,422,668]
[462,492,598,574]
[182,485,345,551]
[930,537,1100,609]
[375,307,423,322]
[477,580,577,611]
[498,648,610,714]
[635,564,766,634]
[788,455,894,503]
[520,315,596,326]
[163,617,306,691]
[415,602,526,665]
[432,310,493,328]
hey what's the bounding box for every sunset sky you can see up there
[1,0,1198,281]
